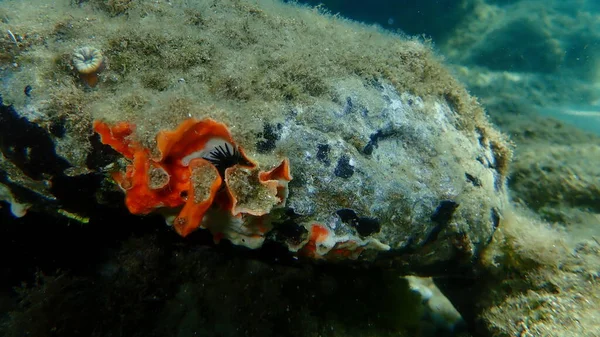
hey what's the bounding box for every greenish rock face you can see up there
[0,0,511,275]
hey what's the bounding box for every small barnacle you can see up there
[72,46,105,87]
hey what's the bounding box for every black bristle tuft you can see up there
[203,143,250,177]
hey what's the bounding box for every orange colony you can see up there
[93,118,292,247]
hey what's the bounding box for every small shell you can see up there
[72,46,104,74]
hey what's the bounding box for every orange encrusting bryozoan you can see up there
[173,158,222,237]
[93,120,136,159]
[93,118,292,239]
[259,158,292,182]
[299,223,330,258]
[156,118,236,161]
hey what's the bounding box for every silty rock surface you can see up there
[268,80,510,272]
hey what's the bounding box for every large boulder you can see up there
[0,0,511,275]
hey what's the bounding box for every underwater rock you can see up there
[94,118,292,248]
[268,83,510,272]
[0,0,511,275]
[436,209,600,337]
[509,143,600,231]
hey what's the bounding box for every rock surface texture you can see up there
[269,82,510,272]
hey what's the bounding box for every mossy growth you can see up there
[481,208,567,273]
[87,0,137,16]
[470,208,600,336]
[0,0,495,163]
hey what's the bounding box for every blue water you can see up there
[296,0,600,136]
[539,104,600,135]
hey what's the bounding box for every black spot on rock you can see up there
[256,122,281,153]
[431,200,459,227]
[336,208,381,237]
[465,173,482,187]
[282,207,303,219]
[334,155,354,178]
[362,130,383,155]
[490,208,500,230]
[354,217,381,237]
[362,127,400,155]
[24,85,32,97]
[425,200,459,244]
[362,142,374,155]
[336,208,358,223]
[316,143,330,166]
[425,200,458,242]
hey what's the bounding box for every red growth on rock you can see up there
[93,118,291,240]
